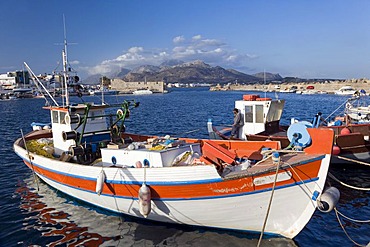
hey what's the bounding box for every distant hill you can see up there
[252,72,283,81]
[83,60,287,85]
[122,60,259,84]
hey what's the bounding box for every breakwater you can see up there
[212,79,370,93]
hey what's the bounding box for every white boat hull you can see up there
[14,141,330,239]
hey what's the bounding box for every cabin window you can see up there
[244,106,253,123]
[255,105,264,123]
[52,111,59,123]
[59,111,67,124]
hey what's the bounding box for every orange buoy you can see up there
[332,145,341,155]
[340,127,351,135]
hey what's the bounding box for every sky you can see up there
[1,0,370,80]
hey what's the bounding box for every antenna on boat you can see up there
[55,14,77,107]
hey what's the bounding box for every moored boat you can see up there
[335,86,357,96]
[13,93,336,239]
[13,28,338,239]
[208,94,370,165]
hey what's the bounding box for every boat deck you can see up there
[224,152,323,179]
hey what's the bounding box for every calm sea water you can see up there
[0,88,369,246]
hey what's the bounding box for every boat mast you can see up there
[62,14,70,106]
[264,69,267,98]
[101,77,105,104]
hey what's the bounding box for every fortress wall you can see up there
[111,79,165,93]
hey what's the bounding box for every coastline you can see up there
[211,78,370,94]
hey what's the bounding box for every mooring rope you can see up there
[328,172,370,191]
[257,159,280,247]
[336,156,370,167]
[334,207,369,247]
[335,208,370,223]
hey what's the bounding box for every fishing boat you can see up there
[334,86,357,96]
[13,27,339,239]
[13,89,338,239]
[208,94,370,164]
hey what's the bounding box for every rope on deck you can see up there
[328,172,370,191]
[336,155,370,167]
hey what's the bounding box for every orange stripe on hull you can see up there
[24,158,322,200]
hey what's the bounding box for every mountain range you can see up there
[83,60,283,85]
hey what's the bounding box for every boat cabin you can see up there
[234,95,285,140]
[46,104,110,156]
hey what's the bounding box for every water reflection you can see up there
[16,177,298,246]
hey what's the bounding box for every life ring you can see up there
[117,109,124,118]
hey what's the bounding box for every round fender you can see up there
[317,187,340,213]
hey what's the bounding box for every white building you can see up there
[0,71,30,89]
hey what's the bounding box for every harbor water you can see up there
[0,88,369,246]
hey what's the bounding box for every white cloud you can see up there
[128,46,144,53]
[192,35,202,41]
[69,60,80,65]
[82,35,258,75]
[173,35,185,43]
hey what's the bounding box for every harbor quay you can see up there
[212,78,370,94]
